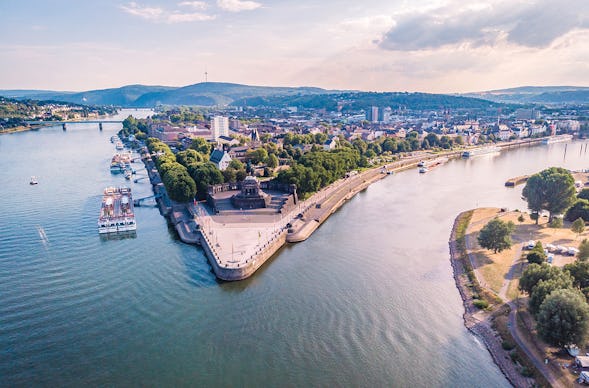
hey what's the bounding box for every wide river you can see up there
[1,112,588,386]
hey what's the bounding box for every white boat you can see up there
[98,187,137,234]
[115,141,124,150]
[29,176,38,185]
[419,167,428,173]
[462,145,500,158]
[542,134,573,145]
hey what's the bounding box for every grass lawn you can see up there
[467,208,588,299]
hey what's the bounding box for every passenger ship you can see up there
[98,187,137,233]
[461,145,500,158]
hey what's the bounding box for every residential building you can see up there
[211,116,229,140]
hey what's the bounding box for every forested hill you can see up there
[232,92,507,111]
[1,82,507,110]
[0,82,340,108]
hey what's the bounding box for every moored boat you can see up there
[30,176,38,185]
[98,186,137,234]
[462,145,500,158]
[542,134,573,144]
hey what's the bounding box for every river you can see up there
[1,115,587,386]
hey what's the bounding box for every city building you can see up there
[211,116,229,140]
[209,149,232,171]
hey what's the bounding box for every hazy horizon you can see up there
[2,0,588,93]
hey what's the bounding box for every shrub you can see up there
[527,251,546,264]
[518,214,525,222]
[502,341,515,351]
[550,217,563,228]
[473,299,489,309]
[521,367,533,377]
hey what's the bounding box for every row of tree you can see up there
[147,138,251,202]
[275,148,361,196]
[146,138,196,202]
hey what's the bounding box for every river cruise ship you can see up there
[98,187,137,234]
[461,145,500,158]
[110,153,133,174]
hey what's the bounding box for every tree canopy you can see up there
[566,199,589,223]
[572,217,586,237]
[477,218,515,253]
[522,167,576,222]
[519,263,565,295]
[537,288,589,347]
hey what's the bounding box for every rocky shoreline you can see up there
[449,212,533,388]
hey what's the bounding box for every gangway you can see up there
[133,194,161,207]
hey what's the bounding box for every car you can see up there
[568,247,580,256]
[547,255,554,264]
[525,240,536,250]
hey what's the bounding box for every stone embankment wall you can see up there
[198,228,288,281]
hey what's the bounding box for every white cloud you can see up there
[120,2,215,23]
[168,12,215,22]
[178,1,208,10]
[120,2,164,20]
[378,0,589,51]
[217,0,261,12]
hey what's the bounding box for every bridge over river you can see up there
[25,120,124,130]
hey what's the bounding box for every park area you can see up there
[466,207,589,387]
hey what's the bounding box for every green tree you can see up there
[564,260,589,289]
[537,288,589,346]
[190,137,212,155]
[176,149,205,167]
[267,153,279,168]
[527,251,546,265]
[529,275,574,315]
[566,199,589,222]
[578,188,589,201]
[519,263,564,295]
[550,217,563,228]
[188,162,224,200]
[477,218,515,253]
[573,218,586,238]
[522,167,576,223]
[246,148,268,165]
[228,159,245,171]
[222,168,237,183]
[579,239,589,261]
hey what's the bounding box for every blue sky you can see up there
[1,0,588,92]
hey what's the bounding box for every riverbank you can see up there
[450,206,589,387]
[0,124,43,134]
[449,211,536,387]
[147,136,551,281]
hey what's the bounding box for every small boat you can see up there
[419,167,428,173]
[30,176,38,185]
[124,170,132,180]
[417,161,426,167]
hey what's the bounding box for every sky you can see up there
[1,0,588,93]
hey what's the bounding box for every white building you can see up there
[209,149,232,171]
[211,116,229,140]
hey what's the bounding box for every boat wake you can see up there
[36,225,49,245]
